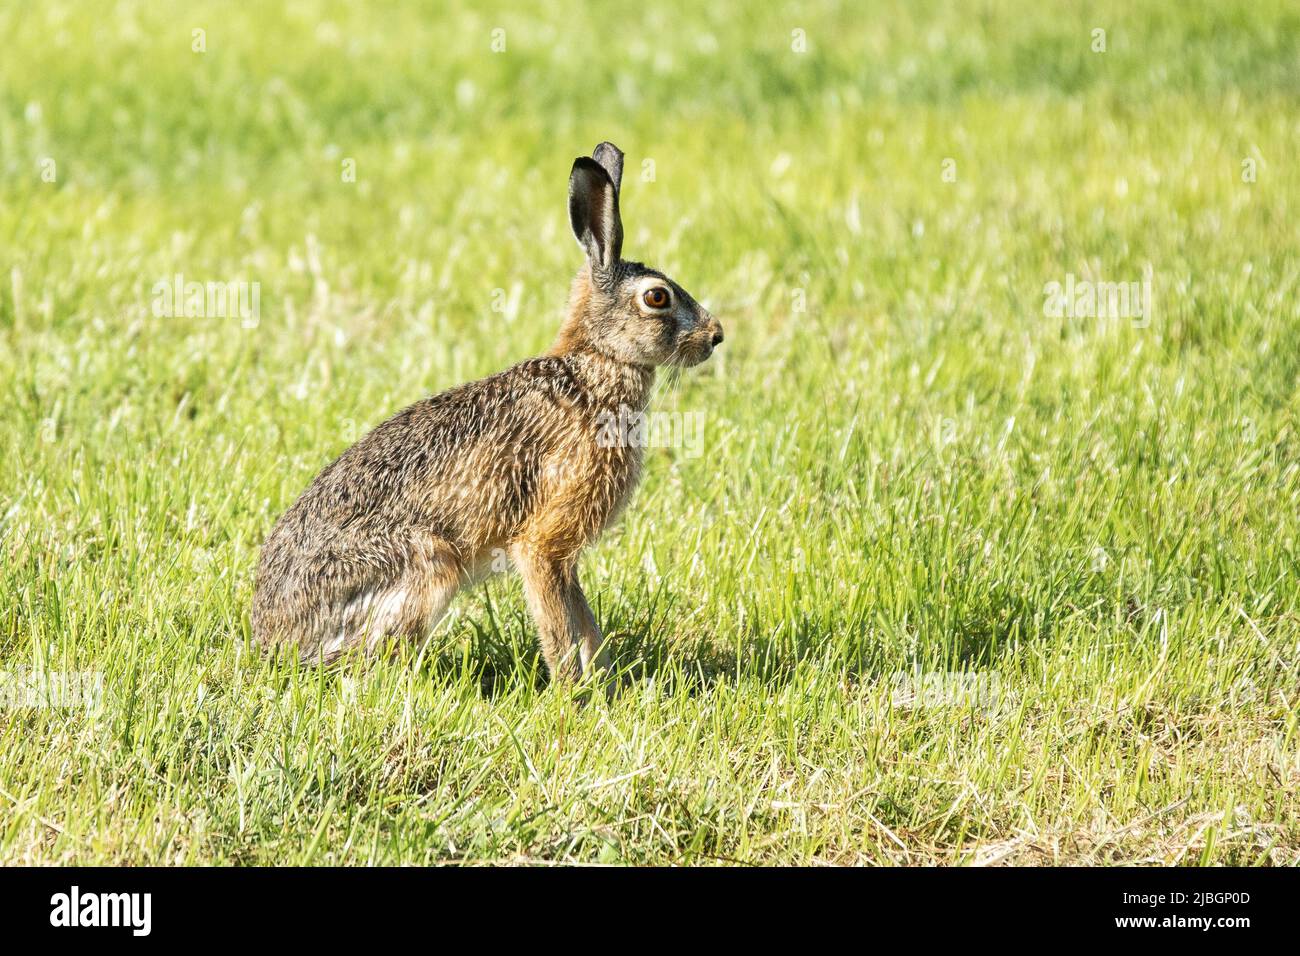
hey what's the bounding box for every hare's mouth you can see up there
[669,341,716,368]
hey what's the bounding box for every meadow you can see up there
[1,0,1297,864]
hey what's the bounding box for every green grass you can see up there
[1,0,1298,865]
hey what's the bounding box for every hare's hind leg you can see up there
[363,561,461,656]
[317,539,462,661]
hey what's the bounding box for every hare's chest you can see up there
[596,441,644,527]
[531,423,643,547]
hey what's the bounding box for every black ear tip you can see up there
[593,141,623,160]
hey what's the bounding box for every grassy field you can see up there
[1,0,1298,865]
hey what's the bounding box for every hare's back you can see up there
[283,360,583,545]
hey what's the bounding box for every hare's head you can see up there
[558,142,723,368]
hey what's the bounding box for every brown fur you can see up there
[251,143,722,681]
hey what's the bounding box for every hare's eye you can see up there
[643,287,670,309]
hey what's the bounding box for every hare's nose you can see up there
[711,325,724,347]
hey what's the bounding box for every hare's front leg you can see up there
[511,543,592,683]
[568,579,611,676]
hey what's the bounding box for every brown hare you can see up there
[252,142,723,682]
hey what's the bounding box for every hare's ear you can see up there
[568,155,623,271]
